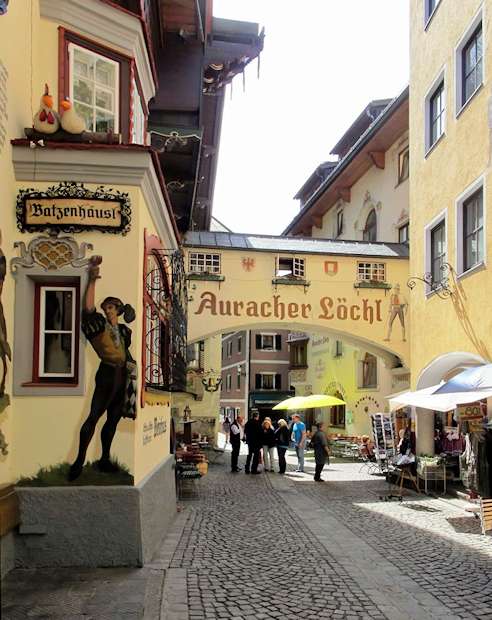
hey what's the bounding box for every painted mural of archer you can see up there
[69,255,137,481]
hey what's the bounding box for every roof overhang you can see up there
[284,87,409,236]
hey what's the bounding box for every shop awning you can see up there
[388,384,492,412]
[249,391,294,406]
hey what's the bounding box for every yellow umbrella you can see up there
[273,394,345,411]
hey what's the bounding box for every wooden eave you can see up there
[287,95,409,235]
[161,0,199,36]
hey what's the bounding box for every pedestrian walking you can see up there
[311,422,330,482]
[275,418,290,474]
[244,411,262,474]
[291,414,307,472]
[230,415,244,473]
[262,417,276,472]
[222,415,231,444]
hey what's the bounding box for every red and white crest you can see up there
[242,257,255,272]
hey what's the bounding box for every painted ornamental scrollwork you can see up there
[10,233,94,275]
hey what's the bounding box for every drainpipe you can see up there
[246,330,251,419]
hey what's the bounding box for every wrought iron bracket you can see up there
[407,262,454,299]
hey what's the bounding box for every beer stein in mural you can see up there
[384,283,407,342]
[0,230,11,412]
[69,256,137,481]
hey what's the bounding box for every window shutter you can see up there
[255,374,261,389]
[275,335,281,350]
[256,335,261,349]
[275,374,281,389]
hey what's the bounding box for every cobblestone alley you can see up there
[3,457,492,619]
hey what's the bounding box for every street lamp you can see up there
[183,405,191,422]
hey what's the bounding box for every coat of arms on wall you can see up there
[16,182,132,235]
[241,257,255,272]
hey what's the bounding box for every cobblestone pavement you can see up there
[3,455,492,619]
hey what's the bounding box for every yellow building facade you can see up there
[0,0,180,572]
[409,0,492,451]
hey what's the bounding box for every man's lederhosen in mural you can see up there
[82,309,137,424]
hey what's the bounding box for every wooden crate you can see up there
[480,498,492,535]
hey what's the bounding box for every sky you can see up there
[211,0,410,235]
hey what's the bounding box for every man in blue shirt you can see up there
[291,414,306,472]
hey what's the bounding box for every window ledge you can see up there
[424,5,440,31]
[272,278,310,286]
[425,132,446,159]
[357,386,379,392]
[187,273,224,282]
[456,82,483,119]
[354,281,391,290]
[457,261,486,281]
[21,381,78,388]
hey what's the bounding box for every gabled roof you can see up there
[283,87,409,236]
[293,161,338,201]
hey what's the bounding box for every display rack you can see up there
[371,413,397,462]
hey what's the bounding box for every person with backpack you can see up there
[311,422,330,482]
[275,419,290,474]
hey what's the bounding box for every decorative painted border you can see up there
[16,181,131,235]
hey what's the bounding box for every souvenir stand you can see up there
[370,413,397,472]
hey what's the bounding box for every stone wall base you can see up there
[1,531,16,578]
[13,455,176,568]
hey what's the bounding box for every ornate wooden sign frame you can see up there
[16,182,132,235]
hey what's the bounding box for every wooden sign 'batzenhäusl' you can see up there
[16,182,132,235]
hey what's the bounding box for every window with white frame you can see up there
[456,12,483,113]
[426,79,445,151]
[276,256,305,278]
[357,262,386,282]
[36,284,78,380]
[398,147,409,183]
[236,372,241,390]
[69,43,119,133]
[237,336,242,353]
[363,209,377,241]
[189,252,221,274]
[424,0,440,25]
[131,78,146,145]
[398,223,409,244]
[430,219,446,288]
[334,340,343,358]
[226,374,232,391]
[255,372,281,390]
[256,334,281,351]
[457,183,485,274]
[227,340,233,357]
[336,210,344,236]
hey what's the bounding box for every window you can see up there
[329,392,345,428]
[131,78,146,145]
[398,223,409,244]
[226,374,232,391]
[363,209,377,241]
[360,353,377,389]
[256,334,281,351]
[227,341,233,358]
[462,24,483,107]
[334,340,343,358]
[187,341,204,370]
[69,43,119,133]
[34,283,79,382]
[290,342,307,368]
[255,373,281,390]
[336,210,344,236]
[276,256,305,278]
[189,252,221,274]
[424,0,440,25]
[462,188,484,272]
[236,372,241,390]
[357,262,386,282]
[430,220,446,288]
[237,336,242,354]
[398,148,409,183]
[429,81,445,148]
[456,13,483,114]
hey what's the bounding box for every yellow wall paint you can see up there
[409,0,492,385]
[186,249,410,365]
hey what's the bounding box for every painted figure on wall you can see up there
[69,255,137,481]
[0,230,11,412]
[384,283,407,342]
